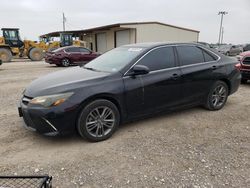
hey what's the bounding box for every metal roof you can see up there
[1,28,20,30]
[40,21,200,38]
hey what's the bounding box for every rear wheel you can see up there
[0,48,12,62]
[29,48,44,61]
[77,99,120,142]
[204,81,229,111]
[61,58,70,67]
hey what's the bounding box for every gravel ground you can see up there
[0,59,249,188]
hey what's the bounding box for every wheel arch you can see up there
[219,78,231,94]
[62,57,71,63]
[76,93,124,124]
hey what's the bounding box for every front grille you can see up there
[22,96,33,105]
[242,57,250,65]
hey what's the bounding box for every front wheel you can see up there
[61,58,70,67]
[77,99,120,142]
[204,81,229,111]
[0,48,12,62]
[29,48,44,61]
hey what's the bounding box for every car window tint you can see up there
[202,50,216,62]
[65,47,80,53]
[79,48,90,53]
[244,45,250,51]
[137,47,175,71]
[177,46,205,66]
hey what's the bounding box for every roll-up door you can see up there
[96,33,107,53]
[115,30,130,47]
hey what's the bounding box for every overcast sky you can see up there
[0,0,249,44]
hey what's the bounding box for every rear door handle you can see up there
[171,73,180,80]
[211,65,218,70]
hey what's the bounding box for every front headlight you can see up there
[30,92,74,107]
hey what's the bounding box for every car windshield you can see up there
[83,47,146,72]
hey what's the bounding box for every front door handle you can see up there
[171,73,180,80]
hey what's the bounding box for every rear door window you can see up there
[176,46,205,66]
[202,50,216,62]
[79,48,90,53]
[137,47,175,71]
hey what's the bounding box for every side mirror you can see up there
[131,65,149,76]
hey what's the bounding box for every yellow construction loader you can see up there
[0,28,86,62]
[42,32,86,51]
[0,28,61,62]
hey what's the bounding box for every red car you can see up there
[235,51,250,83]
[45,46,100,67]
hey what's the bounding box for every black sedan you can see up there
[18,43,241,142]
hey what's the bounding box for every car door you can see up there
[123,46,182,117]
[176,45,221,104]
[79,48,93,63]
[67,47,81,62]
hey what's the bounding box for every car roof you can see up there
[59,46,85,50]
[123,42,201,49]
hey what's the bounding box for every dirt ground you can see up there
[0,59,249,188]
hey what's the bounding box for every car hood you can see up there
[24,66,110,97]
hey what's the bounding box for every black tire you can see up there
[77,99,120,142]
[241,79,248,84]
[204,81,229,111]
[0,48,12,62]
[226,52,230,56]
[29,48,44,61]
[61,58,70,67]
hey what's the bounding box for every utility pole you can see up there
[63,12,66,32]
[218,11,228,45]
[221,27,224,44]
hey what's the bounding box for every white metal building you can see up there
[41,22,200,53]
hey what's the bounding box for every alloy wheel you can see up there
[62,59,70,67]
[85,106,115,138]
[211,84,227,108]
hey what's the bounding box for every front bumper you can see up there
[18,96,79,136]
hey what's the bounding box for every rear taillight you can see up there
[235,63,242,70]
